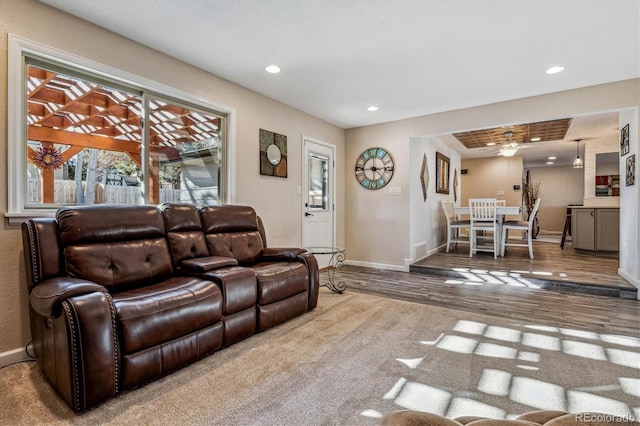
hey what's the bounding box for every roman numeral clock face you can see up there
[354,147,395,190]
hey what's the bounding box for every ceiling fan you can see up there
[497,130,523,157]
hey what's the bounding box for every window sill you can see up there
[5,211,56,226]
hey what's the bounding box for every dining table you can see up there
[455,205,521,256]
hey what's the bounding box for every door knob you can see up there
[305,212,313,217]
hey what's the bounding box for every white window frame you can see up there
[6,34,236,225]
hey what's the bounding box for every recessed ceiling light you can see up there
[265,65,281,74]
[548,156,556,160]
[531,137,542,142]
[367,106,379,112]
[486,142,496,146]
[546,66,565,74]
[546,161,554,165]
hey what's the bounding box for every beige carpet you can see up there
[0,288,638,425]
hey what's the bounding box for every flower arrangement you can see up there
[524,181,541,215]
[32,146,64,171]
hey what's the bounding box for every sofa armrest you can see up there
[261,247,307,262]
[30,277,108,318]
[297,252,319,310]
[181,256,239,273]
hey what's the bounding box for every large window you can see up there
[8,35,232,222]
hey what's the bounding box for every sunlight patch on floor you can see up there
[510,377,566,411]
[394,382,451,414]
[369,318,639,422]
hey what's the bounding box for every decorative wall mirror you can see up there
[260,129,287,177]
[266,144,282,165]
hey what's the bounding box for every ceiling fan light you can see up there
[499,147,518,157]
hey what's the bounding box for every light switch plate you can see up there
[497,190,505,196]
[388,186,402,195]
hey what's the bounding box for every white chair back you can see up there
[469,198,497,224]
[442,200,455,222]
[496,200,506,206]
[528,198,542,229]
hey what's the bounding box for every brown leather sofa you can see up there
[21,203,319,412]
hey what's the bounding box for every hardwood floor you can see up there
[412,239,636,299]
[328,265,640,336]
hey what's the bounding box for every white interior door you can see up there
[302,137,335,267]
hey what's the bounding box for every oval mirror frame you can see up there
[267,144,282,165]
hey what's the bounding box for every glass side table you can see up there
[303,247,346,293]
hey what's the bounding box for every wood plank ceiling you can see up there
[453,118,573,149]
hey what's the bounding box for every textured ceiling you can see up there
[37,0,638,166]
[38,0,639,129]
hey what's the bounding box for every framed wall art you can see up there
[420,153,428,201]
[260,129,287,178]
[620,124,630,156]
[453,168,458,202]
[626,154,635,186]
[436,152,450,195]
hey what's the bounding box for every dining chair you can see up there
[496,200,506,206]
[469,198,499,258]
[442,200,470,252]
[501,198,542,258]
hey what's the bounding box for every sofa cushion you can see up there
[65,239,173,292]
[161,203,209,265]
[205,232,264,266]
[200,205,264,265]
[58,205,173,291]
[57,204,166,245]
[112,276,223,354]
[253,262,309,305]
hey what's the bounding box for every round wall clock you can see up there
[354,147,395,190]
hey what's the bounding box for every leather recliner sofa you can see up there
[21,203,319,412]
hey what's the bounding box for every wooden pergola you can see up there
[26,65,221,203]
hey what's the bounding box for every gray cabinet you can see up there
[596,209,620,251]
[572,207,619,253]
[572,208,595,251]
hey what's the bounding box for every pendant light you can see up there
[572,139,584,169]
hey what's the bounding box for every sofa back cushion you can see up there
[199,205,264,265]
[57,205,173,292]
[161,203,209,266]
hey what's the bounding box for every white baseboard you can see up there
[344,259,409,272]
[617,268,640,299]
[413,244,447,263]
[0,346,31,369]
[428,244,446,257]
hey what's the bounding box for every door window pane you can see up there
[308,154,328,210]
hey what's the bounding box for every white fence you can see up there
[27,179,182,205]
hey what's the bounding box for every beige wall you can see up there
[345,79,639,278]
[460,156,524,217]
[0,0,345,357]
[527,166,585,233]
